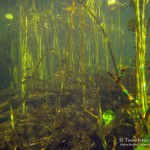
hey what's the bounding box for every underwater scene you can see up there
[0,0,150,150]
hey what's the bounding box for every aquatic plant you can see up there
[0,0,150,150]
[5,13,14,20]
[80,0,86,108]
[102,109,115,125]
[77,0,119,77]
[134,0,148,117]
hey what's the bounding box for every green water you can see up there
[0,0,150,149]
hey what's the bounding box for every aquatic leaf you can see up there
[103,110,115,125]
[5,13,14,20]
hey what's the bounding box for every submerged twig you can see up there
[22,51,58,84]
[32,51,58,78]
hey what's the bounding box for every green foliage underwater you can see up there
[0,0,150,149]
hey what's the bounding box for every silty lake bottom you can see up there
[0,0,150,149]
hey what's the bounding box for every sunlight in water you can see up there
[107,0,116,6]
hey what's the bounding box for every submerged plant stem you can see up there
[81,0,86,107]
